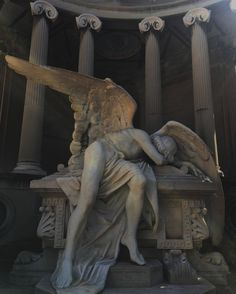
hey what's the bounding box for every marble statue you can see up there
[5,55,225,294]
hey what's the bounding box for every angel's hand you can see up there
[180,161,212,182]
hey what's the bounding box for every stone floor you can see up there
[0,266,236,294]
[0,271,34,294]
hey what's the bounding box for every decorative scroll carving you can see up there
[37,197,68,248]
[156,200,207,250]
[191,207,209,241]
[139,16,165,33]
[183,8,211,27]
[37,205,55,239]
[14,251,42,265]
[30,0,58,21]
[76,14,102,32]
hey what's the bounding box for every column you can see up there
[139,16,165,133]
[68,14,101,171]
[14,1,58,175]
[76,14,102,75]
[183,8,217,157]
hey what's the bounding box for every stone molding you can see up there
[30,0,58,21]
[139,16,165,33]
[76,13,102,32]
[183,8,211,27]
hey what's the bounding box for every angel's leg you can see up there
[145,170,159,232]
[51,142,105,288]
[122,170,146,265]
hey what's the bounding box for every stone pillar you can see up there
[76,14,102,75]
[139,16,165,133]
[14,1,58,175]
[183,8,217,156]
[67,14,101,171]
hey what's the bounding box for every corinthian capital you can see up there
[30,1,58,21]
[139,16,165,33]
[76,14,102,32]
[183,8,211,27]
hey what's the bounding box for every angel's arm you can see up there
[128,129,166,166]
[173,159,211,182]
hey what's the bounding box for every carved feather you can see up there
[6,55,137,170]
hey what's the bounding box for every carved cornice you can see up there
[183,8,211,27]
[30,1,58,21]
[139,16,165,33]
[76,14,102,32]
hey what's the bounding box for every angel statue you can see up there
[5,56,224,294]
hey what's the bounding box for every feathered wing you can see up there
[157,121,224,246]
[5,55,137,169]
[5,55,101,99]
[5,55,137,132]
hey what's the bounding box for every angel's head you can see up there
[151,134,177,163]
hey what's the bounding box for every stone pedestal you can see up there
[106,260,163,288]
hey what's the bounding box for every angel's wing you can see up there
[6,55,137,169]
[6,55,137,131]
[157,121,224,246]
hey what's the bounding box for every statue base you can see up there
[35,275,216,294]
[35,260,163,292]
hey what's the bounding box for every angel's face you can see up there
[152,135,177,163]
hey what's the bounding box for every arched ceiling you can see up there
[48,0,225,19]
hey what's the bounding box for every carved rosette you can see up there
[183,8,211,27]
[76,14,102,32]
[30,0,58,21]
[139,16,165,33]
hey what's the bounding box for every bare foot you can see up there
[121,234,146,265]
[51,258,72,289]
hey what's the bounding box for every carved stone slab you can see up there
[35,175,213,250]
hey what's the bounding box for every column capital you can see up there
[76,14,102,32]
[183,8,211,27]
[30,1,58,21]
[139,16,165,33]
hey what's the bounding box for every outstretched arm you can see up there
[173,159,211,182]
[128,129,165,166]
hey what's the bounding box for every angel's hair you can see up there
[151,134,177,161]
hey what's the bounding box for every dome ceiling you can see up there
[50,0,224,19]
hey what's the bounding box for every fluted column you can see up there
[139,16,165,133]
[183,8,217,156]
[68,14,102,171]
[14,1,58,175]
[76,14,102,75]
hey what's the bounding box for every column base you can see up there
[13,162,46,176]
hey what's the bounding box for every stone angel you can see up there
[5,55,224,294]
